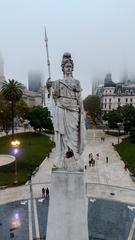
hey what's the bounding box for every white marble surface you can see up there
[46,170,89,240]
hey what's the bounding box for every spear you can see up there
[44,26,51,96]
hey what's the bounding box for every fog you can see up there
[0,0,135,97]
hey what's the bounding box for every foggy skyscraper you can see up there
[28,71,42,92]
[0,52,6,89]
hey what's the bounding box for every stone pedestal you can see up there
[46,169,88,240]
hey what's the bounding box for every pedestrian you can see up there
[42,188,45,198]
[92,159,95,167]
[106,156,108,163]
[124,162,128,171]
[96,153,99,160]
[89,159,92,167]
[89,153,92,159]
[46,187,49,198]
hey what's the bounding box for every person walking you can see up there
[89,159,92,167]
[42,188,45,198]
[46,187,49,198]
[89,153,93,159]
[92,159,95,167]
[96,153,99,160]
[106,156,108,163]
[124,162,128,171]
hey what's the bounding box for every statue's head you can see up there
[61,52,74,77]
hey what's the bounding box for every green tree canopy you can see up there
[1,79,23,136]
[103,109,123,129]
[28,106,53,132]
[15,99,30,122]
[83,95,101,117]
[103,105,135,131]
[0,93,11,135]
[118,105,135,132]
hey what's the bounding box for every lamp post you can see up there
[117,123,121,144]
[103,120,108,133]
[11,140,20,184]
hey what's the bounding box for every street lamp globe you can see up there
[11,140,20,184]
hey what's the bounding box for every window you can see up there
[109,98,111,102]
[125,90,129,95]
[105,104,106,108]
[109,104,111,110]
[110,90,111,93]
[130,90,134,95]
[105,98,107,102]
[130,98,133,102]
[118,98,121,102]
[126,98,128,102]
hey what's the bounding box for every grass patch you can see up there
[115,138,135,175]
[0,132,54,186]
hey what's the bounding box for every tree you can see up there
[15,99,30,124]
[28,106,53,132]
[103,110,123,129]
[1,79,23,137]
[103,105,135,131]
[119,105,135,133]
[130,127,135,143]
[0,93,11,135]
[83,95,101,118]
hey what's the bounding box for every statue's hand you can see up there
[46,78,52,89]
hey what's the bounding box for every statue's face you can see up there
[64,63,72,76]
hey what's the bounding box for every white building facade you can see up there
[101,74,135,114]
[22,89,42,108]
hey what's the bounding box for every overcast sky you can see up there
[0,0,135,97]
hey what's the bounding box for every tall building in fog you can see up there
[0,53,6,89]
[92,79,104,96]
[28,71,42,92]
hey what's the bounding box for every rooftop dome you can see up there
[104,73,116,87]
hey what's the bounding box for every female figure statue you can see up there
[47,52,85,168]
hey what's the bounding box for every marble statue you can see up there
[47,52,85,169]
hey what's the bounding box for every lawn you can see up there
[115,138,135,175]
[0,132,54,186]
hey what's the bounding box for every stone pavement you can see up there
[83,129,135,204]
[83,129,135,189]
[0,129,135,205]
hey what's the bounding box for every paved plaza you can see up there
[0,129,135,239]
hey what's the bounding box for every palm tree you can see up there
[1,79,23,137]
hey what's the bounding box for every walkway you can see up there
[0,129,135,205]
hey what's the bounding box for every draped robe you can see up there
[52,77,85,166]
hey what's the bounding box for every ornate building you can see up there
[101,73,135,114]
